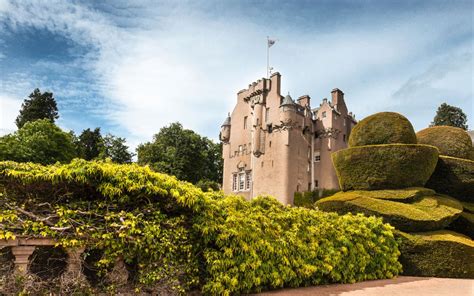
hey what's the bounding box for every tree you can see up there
[99,134,134,163]
[15,88,59,129]
[137,122,223,184]
[76,128,104,160]
[431,103,468,130]
[0,119,76,164]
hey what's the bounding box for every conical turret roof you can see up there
[280,93,295,106]
[221,113,231,126]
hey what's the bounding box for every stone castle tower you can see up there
[220,73,356,204]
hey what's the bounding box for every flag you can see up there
[268,38,276,48]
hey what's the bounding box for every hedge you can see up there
[396,230,474,278]
[448,212,474,239]
[463,202,474,213]
[348,112,417,147]
[416,126,473,159]
[313,188,435,203]
[0,160,403,295]
[316,191,463,232]
[332,144,439,191]
[195,196,402,295]
[425,156,474,202]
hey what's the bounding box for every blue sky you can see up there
[0,0,472,150]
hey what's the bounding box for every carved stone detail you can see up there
[11,246,36,275]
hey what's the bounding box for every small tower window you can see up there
[314,151,321,162]
[343,134,346,142]
[244,116,248,129]
[315,180,319,188]
[269,141,272,148]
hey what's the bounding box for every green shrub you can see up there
[348,112,417,147]
[294,191,317,207]
[332,144,439,191]
[448,212,474,239]
[396,230,474,278]
[462,202,474,213]
[0,160,403,295]
[416,126,473,159]
[315,188,434,203]
[316,191,463,232]
[425,156,474,202]
[195,196,402,295]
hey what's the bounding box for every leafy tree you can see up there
[0,119,76,164]
[137,122,222,184]
[99,134,134,163]
[431,103,468,130]
[76,128,104,160]
[15,89,59,129]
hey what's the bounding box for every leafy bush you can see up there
[195,196,402,295]
[332,144,439,190]
[348,112,417,147]
[396,230,474,278]
[0,160,403,295]
[416,126,473,159]
[316,190,463,232]
[425,156,474,202]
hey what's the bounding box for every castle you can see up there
[220,73,356,204]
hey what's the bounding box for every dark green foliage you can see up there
[348,112,417,147]
[417,126,473,159]
[0,119,76,164]
[294,191,318,207]
[425,156,474,202]
[196,179,221,192]
[449,212,474,239]
[15,89,59,129]
[76,128,104,160]
[332,144,439,191]
[396,230,474,278]
[99,134,134,163]
[196,196,402,295]
[431,103,468,130]
[0,160,403,295]
[137,122,223,184]
[316,190,463,232]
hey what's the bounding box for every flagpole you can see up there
[266,36,269,79]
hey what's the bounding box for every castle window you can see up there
[232,174,238,191]
[343,119,346,126]
[343,134,346,142]
[265,108,270,123]
[307,162,310,172]
[239,173,245,191]
[315,180,319,188]
[245,171,252,190]
[269,141,272,148]
[322,111,327,118]
[244,116,248,129]
[314,151,321,162]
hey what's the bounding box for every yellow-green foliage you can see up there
[332,144,439,191]
[348,112,417,147]
[416,126,473,159]
[396,230,474,278]
[0,160,403,295]
[426,156,474,202]
[195,196,401,295]
[316,190,462,232]
[319,188,435,203]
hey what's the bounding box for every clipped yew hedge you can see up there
[348,112,417,147]
[425,156,474,202]
[0,160,403,295]
[396,230,474,278]
[416,126,473,159]
[316,190,462,232]
[332,144,439,191]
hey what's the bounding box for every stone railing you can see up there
[0,237,127,285]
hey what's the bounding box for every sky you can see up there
[0,0,472,150]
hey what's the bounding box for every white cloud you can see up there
[0,94,21,135]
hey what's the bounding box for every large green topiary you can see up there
[425,156,474,202]
[316,190,463,232]
[396,230,474,278]
[348,112,417,147]
[332,144,439,191]
[448,212,474,239]
[416,126,473,159]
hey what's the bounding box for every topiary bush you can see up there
[448,212,474,239]
[416,126,473,159]
[396,230,474,278]
[425,156,474,202]
[316,190,463,232]
[332,144,439,191]
[348,112,417,147]
[195,196,402,295]
[0,160,403,295]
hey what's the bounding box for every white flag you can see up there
[268,38,276,48]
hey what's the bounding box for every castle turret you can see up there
[220,113,231,143]
[279,94,297,124]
